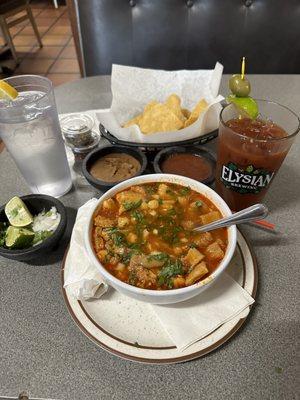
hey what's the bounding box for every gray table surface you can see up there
[0,75,299,400]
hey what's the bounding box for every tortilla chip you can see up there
[192,99,209,116]
[144,101,159,113]
[123,114,142,128]
[139,103,183,134]
[184,99,208,128]
[123,101,158,128]
[165,94,186,123]
[122,96,208,133]
[165,94,181,109]
[181,108,191,119]
[184,116,197,128]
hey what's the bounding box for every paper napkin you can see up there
[63,199,108,301]
[98,63,224,143]
[151,274,254,351]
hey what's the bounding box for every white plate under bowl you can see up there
[61,230,257,364]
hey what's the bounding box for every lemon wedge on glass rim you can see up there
[0,80,18,101]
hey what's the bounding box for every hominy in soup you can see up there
[92,182,227,290]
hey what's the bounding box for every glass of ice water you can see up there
[0,75,72,197]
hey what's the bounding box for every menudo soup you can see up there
[92,182,227,290]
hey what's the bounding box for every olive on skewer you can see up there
[227,57,258,119]
[229,74,251,97]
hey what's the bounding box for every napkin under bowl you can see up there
[64,199,254,351]
[63,198,108,301]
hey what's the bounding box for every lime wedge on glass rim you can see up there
[226,95,259,119]
[5,226,34,249]
[5,196,33,227]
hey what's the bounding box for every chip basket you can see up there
[99,123,218,153]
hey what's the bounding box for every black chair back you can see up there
[74,0,299,76]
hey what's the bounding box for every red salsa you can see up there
[161,153,213,182]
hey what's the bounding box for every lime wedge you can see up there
[5,196,33,227]
[5,226,34,249]
[0,80,18,100]
[227,95,259,119]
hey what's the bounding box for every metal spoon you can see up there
[193,203,269,233]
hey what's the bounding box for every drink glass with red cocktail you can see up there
[215,99,299,211]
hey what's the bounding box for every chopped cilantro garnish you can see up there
[195,201,203,207]
[123,199,142,211]
[147,252,169,262]
[131,209,145,224]
[106,227,118,233]
[158,198,163,205]
[107,228,126,246]
[166,189,176,197]
[156,216,183,245]
[167,208,176,216]
[0,222,7,247]
[158,259,184,288]
[128,242,143,251]
[145,185,156,195]
[114,232,125,246]
[179,186,191,196]
[120,252,132,264]
[33,230,53,245]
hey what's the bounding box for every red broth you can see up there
[92,182,227,290]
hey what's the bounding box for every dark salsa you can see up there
[92,182,227,290]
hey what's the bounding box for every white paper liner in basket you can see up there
[97,63,224,144]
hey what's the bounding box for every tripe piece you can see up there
[199,211,221,225]
[205,241,225,261]
[185,261,209,286]
[183,247,205,267]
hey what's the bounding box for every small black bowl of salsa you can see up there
[154,146,216,185]
[82,145,147,191]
